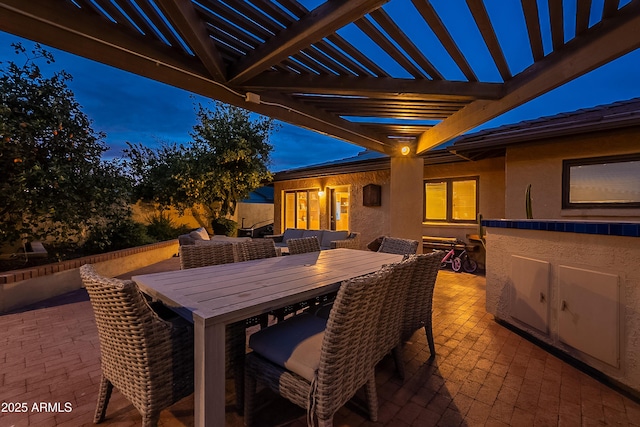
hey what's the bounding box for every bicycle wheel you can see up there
[463,257,478,273]
[452,257,462,272]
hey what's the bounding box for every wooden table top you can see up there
[133,248,403,325]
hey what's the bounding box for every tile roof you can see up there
[273,97,640,179]
[450,97,640,159]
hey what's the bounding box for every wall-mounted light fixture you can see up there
[318,190,325,197]
[401,145,410,156]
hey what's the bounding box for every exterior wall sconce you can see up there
[318,190,325,197]
[401,145,410,156]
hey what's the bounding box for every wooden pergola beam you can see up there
[466,0,512,81]
[155,0,227,82]
[416,4,640,154]
[241,74,504,100]
[411,0,478,82]
[0,0,388,153]
[228,0,389,84]
[521,0,544,61]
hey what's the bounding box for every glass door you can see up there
[330,187,349,231]
[283,189,320,230]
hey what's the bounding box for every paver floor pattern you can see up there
[1,258,639,426]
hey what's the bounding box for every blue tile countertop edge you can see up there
[482,219,640,237]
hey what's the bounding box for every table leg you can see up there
[194,315,226,427]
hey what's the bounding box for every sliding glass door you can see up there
[283,190,320,230]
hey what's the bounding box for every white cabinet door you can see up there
[558,265,619,367]
[510,256,550,334]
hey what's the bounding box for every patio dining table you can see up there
[132,247,403,427]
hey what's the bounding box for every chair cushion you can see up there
[249,313,327,381]
[189,227,210,241]
[320,230,349,249]
[367,236,384,252]
[282,228,304,242]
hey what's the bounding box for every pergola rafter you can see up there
[0,0,638,156]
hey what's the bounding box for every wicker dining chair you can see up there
[372,256,417,366]
[80,264,193,427]
[236,239,278,262]
[245,266,395,427]
[178,243,248,412]
[180,242,236,268]
[287,235,321,254]
[275,235,321,321]
[377,236,419,255]
[236,239,277,328]
[392,251,443,378]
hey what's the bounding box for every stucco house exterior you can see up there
[272,98,640,245]
[273,98,640,395]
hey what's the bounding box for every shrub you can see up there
[211,217,237,236]
[146,212,190,241]
[83,218,152,254]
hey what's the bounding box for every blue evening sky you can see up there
[2,4,640,172]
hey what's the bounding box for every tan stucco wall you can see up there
[485,227,640,392]
[422,156,505,240]
[505,128,640,220]
[132,201,274,235]
[273,169,391,249]
[391,157,425,251]
[274,156,506,249]
[132,201,207,229]
[230,202,274,231]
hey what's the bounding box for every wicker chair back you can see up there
[80,264,193,426]
[179,243,236,269]
[237,239,278,261]
[373,256,417,365]
[402,251,443,355]
[315,266,395,421]
[287,235,322,254]
[377,236,419,255]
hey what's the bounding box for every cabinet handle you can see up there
[539,292,546,303]
[561,300,568,311]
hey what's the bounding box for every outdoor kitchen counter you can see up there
[483,219,640,397]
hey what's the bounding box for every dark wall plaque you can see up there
[363,184,381,207]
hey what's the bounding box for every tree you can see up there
[0,43,131,248]
[126,101,276,230]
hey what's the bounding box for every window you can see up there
[563,154,640,209]
[283,190,320,229]
[424,177,478,223]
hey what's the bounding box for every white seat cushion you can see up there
[249,313,326,381]
[189,227,210,241]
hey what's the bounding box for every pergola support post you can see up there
[389,156,424,253]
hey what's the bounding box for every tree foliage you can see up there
[0,43,131,247]
[126,101,275,225]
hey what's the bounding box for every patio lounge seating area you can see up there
[266,228,361,250]
[2,256,640,426]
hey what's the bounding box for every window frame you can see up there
[283,189,320,229]
[423,176,479,223]
[562,153,640,209]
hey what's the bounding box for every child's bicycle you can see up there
[439,241,478,273]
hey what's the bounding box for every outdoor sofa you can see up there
[178,226,251,246]
[265,228,360,250]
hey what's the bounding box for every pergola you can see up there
[1,0,639,240]
[2,0,639,155]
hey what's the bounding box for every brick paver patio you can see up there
[1,257,639,426]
